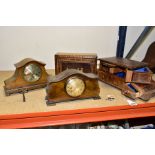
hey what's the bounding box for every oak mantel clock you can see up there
[46,69,100,105]
[4,58,49,96]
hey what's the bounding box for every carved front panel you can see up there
[55,53,97,75]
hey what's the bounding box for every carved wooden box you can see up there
[98,57,155,101]
[55,53,97,75]
[99,57,152,84]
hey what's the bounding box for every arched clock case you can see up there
[46,69,100,105]
[4,58,49,96]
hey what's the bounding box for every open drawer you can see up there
[125,67,152,84]
[122,81,155,101]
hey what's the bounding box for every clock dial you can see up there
[23,63,42,82]
[66,77,85,97]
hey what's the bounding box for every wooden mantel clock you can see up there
[4,58,49,96]
[46,69,100,105]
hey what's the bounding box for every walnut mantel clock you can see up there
[46,69,100,105]
[4,58,49,96]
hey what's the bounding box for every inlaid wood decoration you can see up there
[55,53,97,75]
[4,58,49,96]
[46,69,100,105]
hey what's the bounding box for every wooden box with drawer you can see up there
[55,53,97,75]
[98,57,155,101]
[99,57,152,84]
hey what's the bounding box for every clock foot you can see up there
[46,100,56,106]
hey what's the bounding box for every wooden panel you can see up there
[55,53,97,74]
[99,57,148,69]
[142,42,155,72]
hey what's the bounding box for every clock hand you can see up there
[25,67,33,75]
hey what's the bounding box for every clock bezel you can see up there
[22,63,42,83]
[65,76,86,98]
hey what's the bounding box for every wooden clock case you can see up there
[98,57,155,101]
[55,52,97,75]
[4,58,49,96]
[46,69,100,105]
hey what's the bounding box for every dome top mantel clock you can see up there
[46,69,100,105]
[4,58,49,96]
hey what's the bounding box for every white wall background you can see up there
[124,26,155,61]
[0,26,118,70]
[0,26,155,71]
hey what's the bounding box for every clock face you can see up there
[23,63,42,82]
[66,77,85,97]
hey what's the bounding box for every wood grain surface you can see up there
[99,57,148,69]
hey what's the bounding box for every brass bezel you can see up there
[65,76,86,98]
[22,63,42,83]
